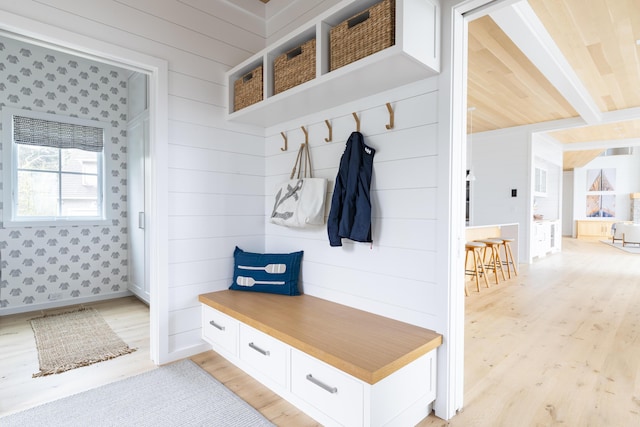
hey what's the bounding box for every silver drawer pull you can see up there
[306,374,338,394]
[209,320,225,331]
[248,342,270,356]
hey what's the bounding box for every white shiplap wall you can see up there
[0,0,461,419]
[265,0,342,44]
[0,0,268,358]
[0,0,452,395]
[265,78,441,329]
[264,2,460,419]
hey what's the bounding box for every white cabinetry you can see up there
[199,293,441,427]
[201,305,239,358]
[239,324,288,388]
[532,220,560,259]
[226,0,440,127]
[534,167,547,196]
[291,349,364,426]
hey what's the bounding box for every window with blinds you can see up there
[13,115,104,152]
[2,108,110,226]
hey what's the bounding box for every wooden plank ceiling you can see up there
[467,15,578,133]
[468,0,640,170]
[256,1,638,170]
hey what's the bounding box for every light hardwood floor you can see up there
[0,296,155,417]
[3,238,640,426]
[418,237,640,426]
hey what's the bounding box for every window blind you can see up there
[13,115,104,152]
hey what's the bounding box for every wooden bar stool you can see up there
[497,237,518,278]
[476,238,506,284]
[465,242,489,295]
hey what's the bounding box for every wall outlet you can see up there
[48,292,63,301]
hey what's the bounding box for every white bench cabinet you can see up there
[199,290,442,427]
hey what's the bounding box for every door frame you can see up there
[438,0,513,419]
[0,10,170,364]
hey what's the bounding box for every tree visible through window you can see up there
[16,145,100,217]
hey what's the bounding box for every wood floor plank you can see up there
[418,237,640,426]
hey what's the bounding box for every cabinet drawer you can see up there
[201,305,238,356]
[239,324,288,387]
[291,349,363,427]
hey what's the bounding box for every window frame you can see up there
[2,107,112,227]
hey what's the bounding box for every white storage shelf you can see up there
[226,0,440,127]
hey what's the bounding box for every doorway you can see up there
[452,0,638,418]
[0,12,169,364]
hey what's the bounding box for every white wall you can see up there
[468,128,564,262]
[265,78,440,327]
[265,0,342,43]
[468,127,530,260]
[532,156,562,221]
[532,134,562,223]
[531,133,563,220]
[572,150,640,224]
[562,170,574,236]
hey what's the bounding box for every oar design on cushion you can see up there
[236,277,285,287]
[238,263,287,274]
[237,263,287,287]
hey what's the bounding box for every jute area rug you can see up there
[0,359,275,427]
[29,307,136,377]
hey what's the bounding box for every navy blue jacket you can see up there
[327,132,375,247]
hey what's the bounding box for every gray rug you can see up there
[0,359,274,427]
[600,239,640,254]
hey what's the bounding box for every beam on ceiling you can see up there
[600,107,640,124]
[489,0,602,125]
[531,106,640,135]
[561,138,640,152]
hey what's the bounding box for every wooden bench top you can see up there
[199,290,442,384]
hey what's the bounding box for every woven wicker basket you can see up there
[274,39,316,95]
[233,65,263,111]
[330,0,395,71]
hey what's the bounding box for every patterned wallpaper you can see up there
[0,36,131,312]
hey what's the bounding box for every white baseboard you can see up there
[161,342,212,365]
[0,290,134,316]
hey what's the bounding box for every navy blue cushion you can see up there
[229,247,303,296]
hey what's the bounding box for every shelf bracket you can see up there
[385,102,394,130]
[280,132,288,151]
[352,112,360,132]
[324,120,332,142]
[301,126,308,144]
